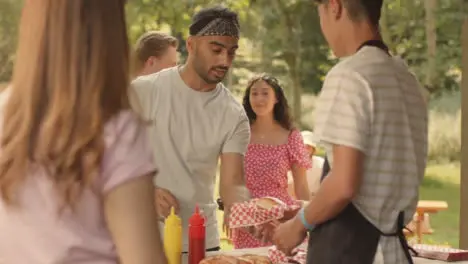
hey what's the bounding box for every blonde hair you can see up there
[132,31,178,75]
[0,0,130,208]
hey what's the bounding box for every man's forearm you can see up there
[219,183,251,209]
[294,183,310,201]
[302,173,353,225]
[219,153,251,208]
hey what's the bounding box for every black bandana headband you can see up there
[191,17,240,39]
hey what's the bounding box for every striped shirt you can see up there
[314,46,428,264]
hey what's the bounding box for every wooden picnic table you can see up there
[413,200,449,243]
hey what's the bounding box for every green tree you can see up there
[0,0,21,82]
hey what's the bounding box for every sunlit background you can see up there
[0,0,464,248]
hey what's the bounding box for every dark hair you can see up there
[314,0,383,25]
[189,6,239,35]
[242,74,294,131]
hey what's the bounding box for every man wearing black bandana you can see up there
[132,6,251,253]
[272,0,428,263]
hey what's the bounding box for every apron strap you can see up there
[379,211,418,263]
[320,158,416,262]
[320,157,330,183]
[320,157,416,262]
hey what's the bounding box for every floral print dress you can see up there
[232,129,312,249]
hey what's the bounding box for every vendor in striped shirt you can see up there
[272,0,428,263]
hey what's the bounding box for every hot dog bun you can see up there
[255,197,285,210]
[199,254,271,264]
[241,254,271,264]
[199,255,238,264]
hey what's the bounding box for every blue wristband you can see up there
[298,207,315,231]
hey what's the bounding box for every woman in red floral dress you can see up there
[232,74,312,249]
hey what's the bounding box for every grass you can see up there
[419,162,461,247]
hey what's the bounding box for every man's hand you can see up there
[154,187,179,219]
[273,217,307,256]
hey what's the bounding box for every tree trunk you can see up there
[260,36,270,72]
[273,0,303,122]
[424,0,438,90]
[291,64,302,125]
[459,2,468,250]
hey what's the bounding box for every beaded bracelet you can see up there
[298,207,315,231]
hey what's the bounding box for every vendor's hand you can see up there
[155,187,179,219]
[273,217,307,256]
[253,220,279,244]
[280,207,302,222]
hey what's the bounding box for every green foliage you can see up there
[427,91,461,163]
[420,163,461,247]
[382,0,462,94]
[0,0,463,97]
[247,0,333,94]
[0,0,21,82]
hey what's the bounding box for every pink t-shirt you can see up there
[0,110,157,264]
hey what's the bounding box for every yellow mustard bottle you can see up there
[164,207,182,264]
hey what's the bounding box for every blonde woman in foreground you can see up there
[0,1,166,263]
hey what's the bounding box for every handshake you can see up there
[155,188,308,256]
[221,197,304,246]
[245,197,308,256]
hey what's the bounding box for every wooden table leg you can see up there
[416,211,424,243]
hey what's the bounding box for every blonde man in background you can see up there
[132,31,179,77]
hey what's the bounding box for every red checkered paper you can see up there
[228,198,301,228]
[268,246,307,264]
[411,244,468,262]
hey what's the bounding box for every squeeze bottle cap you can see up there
[189,204,205,226]
[165,207,181,226]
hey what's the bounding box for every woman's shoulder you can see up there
[287,129,302,142]
[103,110,145,146]
[288,128,301,135]
[105,110,140,130]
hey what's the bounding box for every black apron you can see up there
[308,40,416,264]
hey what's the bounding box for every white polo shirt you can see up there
[131,67,250,251]
[313,46,428,264]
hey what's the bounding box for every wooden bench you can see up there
[405,200,448,243]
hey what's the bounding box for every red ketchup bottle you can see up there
[188,205,206,264]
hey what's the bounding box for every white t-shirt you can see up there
[131,67,250,251]
[313,46,428,264]
[287,155,324,195]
